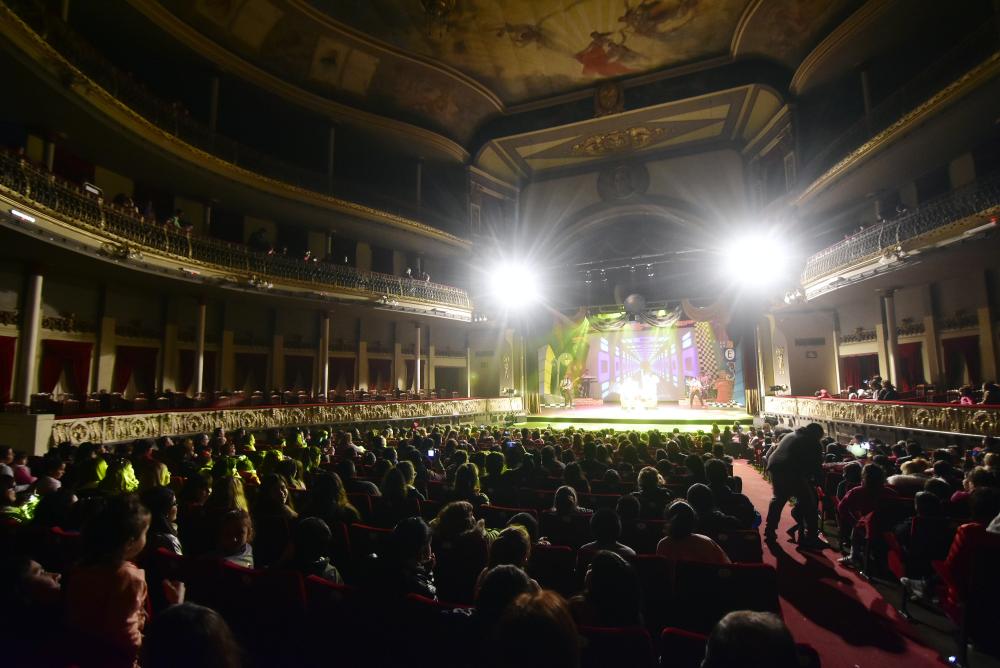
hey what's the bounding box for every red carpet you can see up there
[735,461,944,668]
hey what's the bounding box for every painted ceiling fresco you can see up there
[309,0,751,102]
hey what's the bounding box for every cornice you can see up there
[794,51,1000,207]
[0,4,471,252]
[790,0,899,94]
[287,0,503,113]
[124,0,468,163]
[730,0,765,57]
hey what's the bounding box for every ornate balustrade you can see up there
[763,395,1000,437]
[0,151,471,311]
[802,171,1000,285]
[49,397,524,446]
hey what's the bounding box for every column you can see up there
[355,242,372,273]
[859,67,873,136]
[393,342,403,391]
[831,311,842,393]
[326,125,336,193]
[319,312,330,398]
[428,345,436,392]
[209,76,220,133]
[415,324,422,393]
[220,329,234,391]
[60,0,70,21]
[466,345,472,398]
[358,341,369,390]
[192,300,206,395]
[93,287,114,392]
[921,284,943,386]
[272,333,284,392]
[43,139,55,173]
[15,272,43,404]
[978,303,998,385]
[882,290,899,385]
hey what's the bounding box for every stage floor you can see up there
[518,402,752,431]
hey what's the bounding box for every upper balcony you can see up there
[0,0,470,248]
[800,170,1000,299]
[0,150,473,319]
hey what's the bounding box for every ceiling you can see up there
[135,0,861,144]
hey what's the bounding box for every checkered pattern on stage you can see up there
[693,322,720,378]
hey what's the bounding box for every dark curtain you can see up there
[943,335,981,386]
[234,353,269,392]
[895,342,924,391]
[178,350,218,394]
[284,355,314,391]
[840,354,879,390]
[404,359,426,392]
[368,358,392,391]
[112,346,159,395]
[435,367,464,397]
[328,357,355,392]
[0,335,15,403]
[39,340,93,395]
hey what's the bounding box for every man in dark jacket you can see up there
[764,423,827,549]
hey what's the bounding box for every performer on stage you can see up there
[560,372,575,408]
[687,375,704,408]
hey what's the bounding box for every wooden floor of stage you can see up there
[520,402,752,430]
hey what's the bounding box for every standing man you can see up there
[560,372,575,409]
[764,422,828,550]
[687,376,703,408]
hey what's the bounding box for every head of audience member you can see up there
[216,510,253,557]
[704,459,730,489]
[206,475,248,514]
[963,466,997,493]
[81,494,151,565]
[842,461,862,485]
[970,487,1000,524]
[590,508,623,547]
[489,525,531,569]
[432,501,479,542]
[616,494,640,523]
[292,517,334,565]
[686,483,719,516]
[506,512,541,544]
[142,602,242,668]
[141,486,178,536]
[666,500,696,540]
[553,486,580,515]
[454,462,483,498]
[493,590,580,668]
[913,490,943,518]
[861,463,887,490]
[582,550,642,627]
[701,611,797,668]
[389,516,433,568]
[637,466,663,493]
[475,565,537,628]
[685,454,706,481]
[923,476,954,502]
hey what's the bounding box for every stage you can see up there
[518,401,752,432]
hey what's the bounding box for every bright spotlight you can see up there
[488,263,540,310]
[724,230,794,291]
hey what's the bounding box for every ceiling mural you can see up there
[308,0,752,102]
[733,0,864,66]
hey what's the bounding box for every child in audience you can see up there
[142,603,242,668]
[213,509,254,568]
[277,517,342,584]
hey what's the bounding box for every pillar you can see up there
[881,290,899,385]
[319,312,331,398]
[43,140,55,173]
[356,242,372,273]
[220,329,234,391]
[326,125,336,193]
[60,0,70,21]
[209,76,220,133]
[193,300,206,395]
[428,345,436,391]
[978,304,998,385]
[93,287,114,392]
[415,324,422,393]
[358,341,369,390]
[393,342,404,391]
[859,67,873,136]
[466,346,472,398]
[15,272,43,403]
[831,311,842,393]
[921,285,943,386]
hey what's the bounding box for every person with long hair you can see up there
[655,500,729,564]
[448,462,490,508]
[302,472,360,526]
[141,486,182,555]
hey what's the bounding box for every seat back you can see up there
[635,555,676,631]
[478,504,538,529]
[540,510,593,548]
[528,543,576,596]
[672,561,780,633]
[964,533,1000,653]
[579,626,656,668]
[347,492,374,521]
[434,532,489,605]
[713,529,763,563]
[621,519,668,554]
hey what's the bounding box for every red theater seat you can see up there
[579,626,656,668]
[671,561,780,633]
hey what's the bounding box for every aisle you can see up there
[734,461,944,668]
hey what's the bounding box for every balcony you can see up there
[0,151,472,315]
[1,0,467,239]
[801,171,1000,294]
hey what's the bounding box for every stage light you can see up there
[10,209,36,223]
[600,269,608,283]
[724,230,794,291]
[488,262,540,310]
[584,271,592,285]
[647,264,654,278]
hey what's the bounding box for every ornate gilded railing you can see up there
[763,395,1000,437]
[50,397,524,445]
[802,170,1000,284]
[0,151,471,309]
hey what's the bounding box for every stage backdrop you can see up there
[538,309,746,406]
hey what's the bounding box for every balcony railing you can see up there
[0,151,471,309]
[3,0,462,234]
[802,170,1000,284]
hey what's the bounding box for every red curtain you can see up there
[840,354,879,390]
[39,340,93,396]
[178,350,218,394]
[112,346,159,395]
[234,353,268,392]
[895,342,924,391]
[368,358,392,391]
[404,359,426,391]
[942,335,981,386]
[284,355,314,391]
[0,336,15,403]
[328,357,355,391]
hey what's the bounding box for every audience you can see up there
[656,500,730,564]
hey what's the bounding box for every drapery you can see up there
[840,354,879,390]
[327,357,355,392]
[404,359,427,392]
[895,342,924,391]
[234,353,268,392]
[112,345,159,395]
[39,340,93,395]
[0,336,16,403]
[368,358,392,391]
[178,350,217,394]
[942,335,981,386]
[284,355,314,391]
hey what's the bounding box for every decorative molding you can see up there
[573,126,665,157]
[839,327,877,344]
[115,319,160,339]
[897,319,925,337]
[49,397,525,445]
[939,311,980,332]
[0,310,19,327]
[41,313,94,334]
[763,396,1000,437]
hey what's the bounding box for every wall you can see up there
[769,311,839,395]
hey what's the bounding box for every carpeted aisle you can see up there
[734,461,944,668]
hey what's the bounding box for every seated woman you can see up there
[446,462,490,509]
[932,487,1000,613]
[551,485,593,515]
[563,462,591,496]
[948,466,997,517]
[686,483,742,536]
[301,472,361,526]
[0,553,65,666]
[837,464,900,566]
[66,494,183,668]
[655,500,730,564]
[631,466,673,519]
[892,491,954,580]
[276,517,342,584]
[375,516,436,599]
[887,459,932,497]
[430,501,494,604]
[569,550,643,627]
[704,459,756,528]
[579,508,636,559]
[141,486,182,555]
[376,462,424,527]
